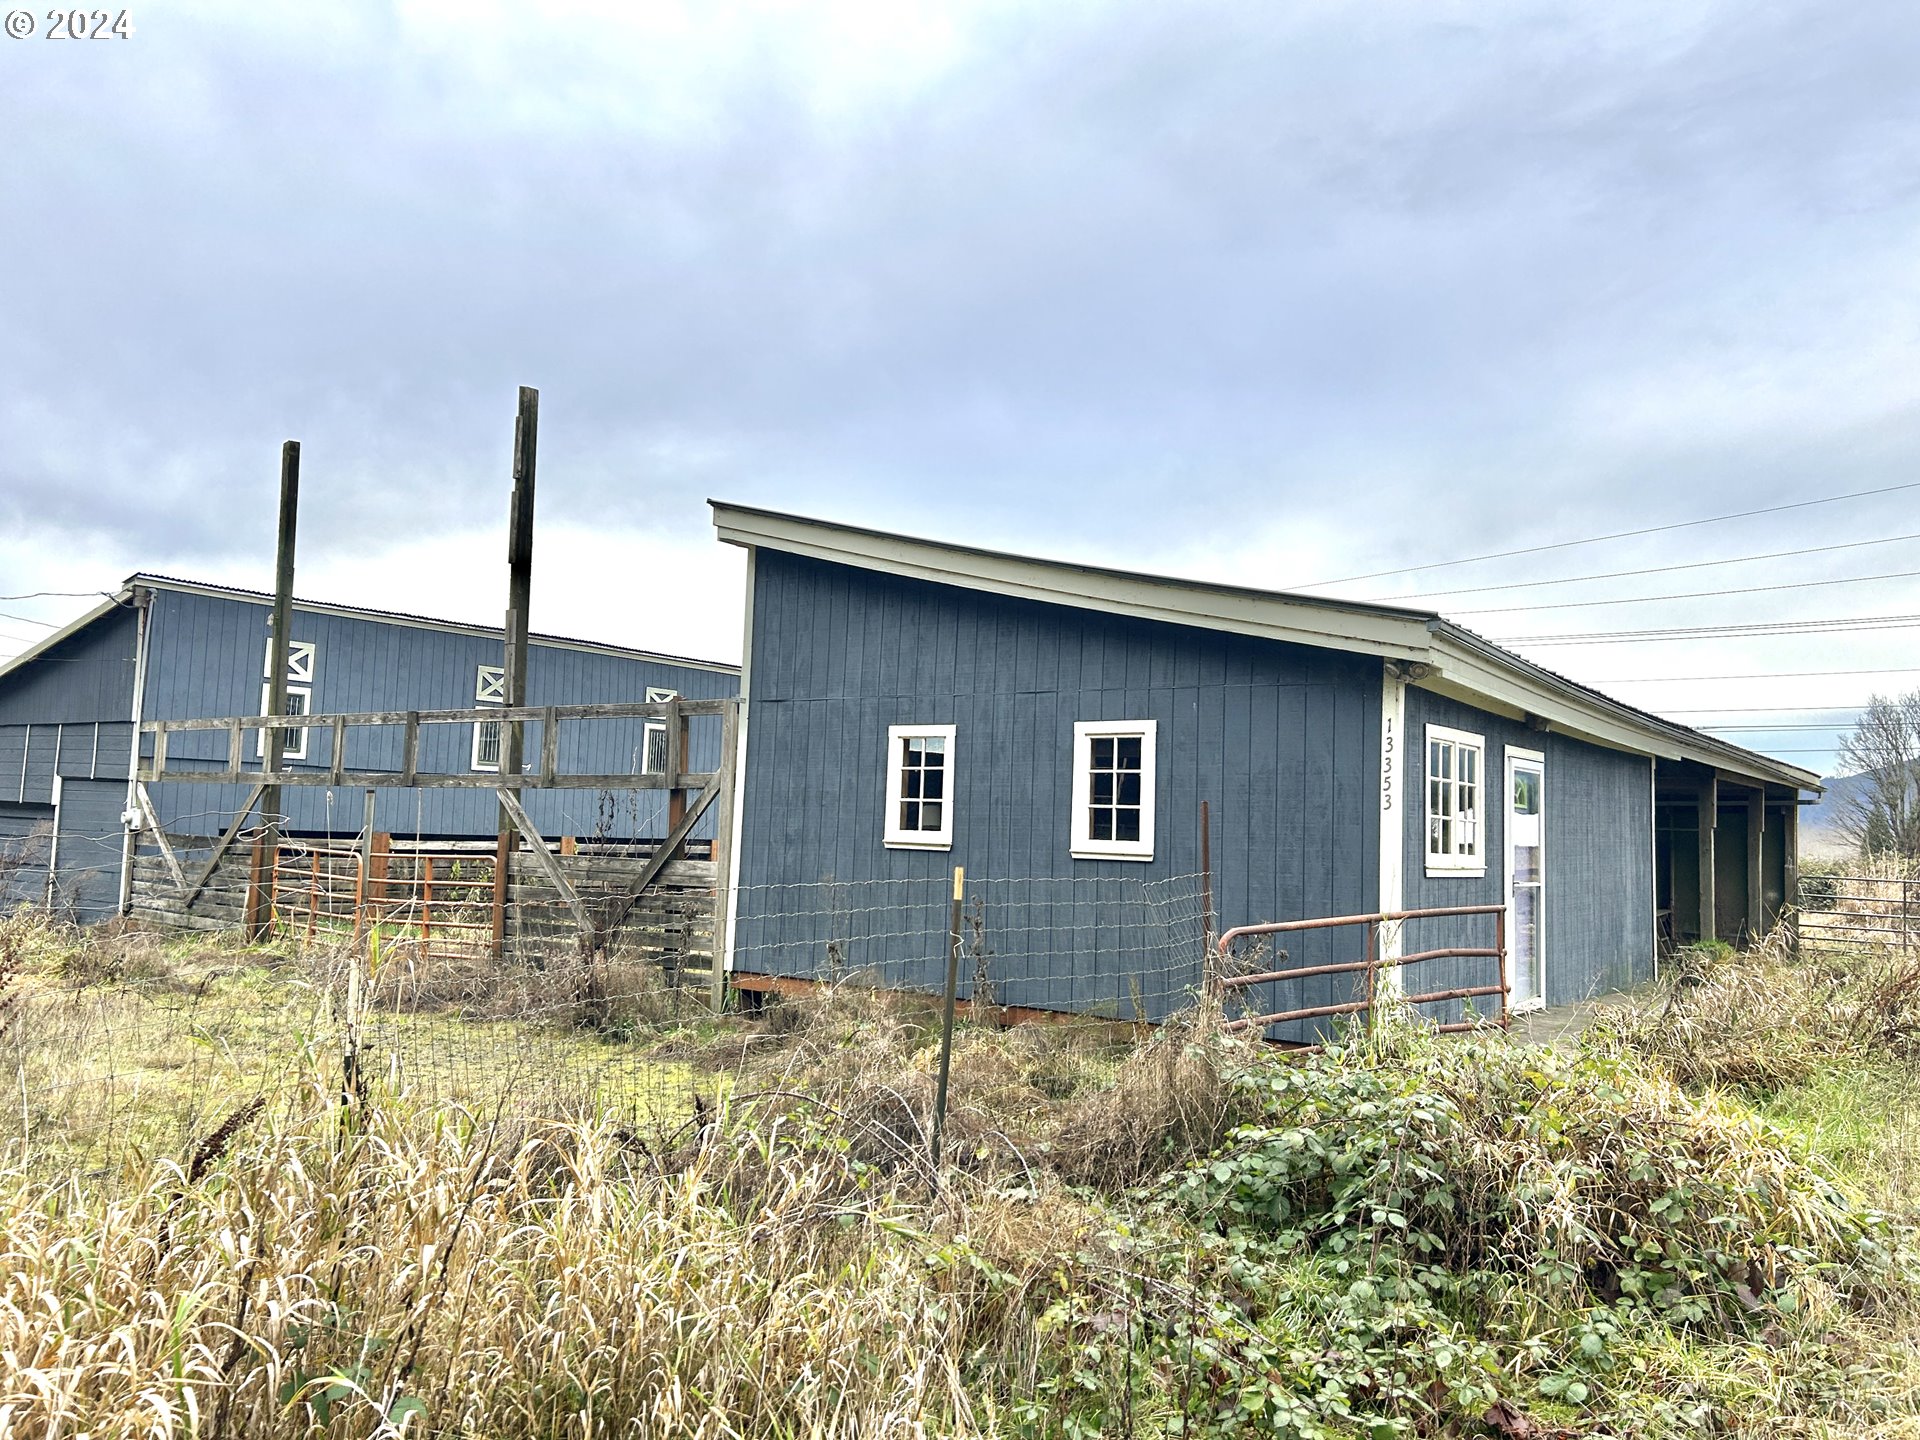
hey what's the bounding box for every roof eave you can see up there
[712,500,1440,664]
[0,587,133,688]
[1430,625,1822,792]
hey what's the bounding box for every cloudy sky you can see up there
[5,0,1919,774]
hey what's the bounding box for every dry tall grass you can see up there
[0,1086,1096,1438]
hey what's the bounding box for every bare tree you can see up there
[1836,691,1920,858]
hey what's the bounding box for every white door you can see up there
[1507,749,1546,1012]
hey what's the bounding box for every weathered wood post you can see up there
[498,388,538,957]
[262,441,300,889]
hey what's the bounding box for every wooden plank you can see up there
[143,699,731,733]
[138,767,717,791]
[595,772,724,942]
[180,783,267,907]
[133,783,187,894]
[495,788,590,933]
[540,707,559,785]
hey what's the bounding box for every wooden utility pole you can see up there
[258,440,300,936]
[496,388,539,945]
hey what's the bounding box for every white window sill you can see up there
[1424,863,1486,879]
[884,836,953,852]
[1071,847,1155,863]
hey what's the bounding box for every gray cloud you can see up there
[3,0,1918,644]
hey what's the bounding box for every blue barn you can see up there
[0,574,738,921]
[712,504,1819,1031]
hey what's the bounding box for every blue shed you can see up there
[0,574,738,921]
[710,504,1820,1031]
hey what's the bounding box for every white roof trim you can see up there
[710,501,1820,793]
[713,502,1438,663]
[0,591,128,687]
[124,574,738,673]
[0,575,740,686]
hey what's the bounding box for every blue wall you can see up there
[1401,687,1654,1015]
[734,551,1381,1026]
[0,585,739,915]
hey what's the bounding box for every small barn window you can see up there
[884,724,956,850]
[1425,724,1485,875]
[471,665,505,773]
[643,688,679,776]
[256,684,311,761]
[258,638,316,762]
[1070,719,1156,861]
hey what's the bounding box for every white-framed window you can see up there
[643,687,679,776]
[1070,719,1156,861]
[258,638,316,761]
[1425,723,1486,875]
[471,664,506,772]
[257,683,311,761]
[884,723,956,849]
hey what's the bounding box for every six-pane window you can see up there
[884,724,956,849]
[1070,720,1157,860]
[1425,724,1485,873]
[258,639,316,762]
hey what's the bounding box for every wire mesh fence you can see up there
[731,871,1212,1023]
[2,866,1219,1192]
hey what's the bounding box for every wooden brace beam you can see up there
[494,788,591,934]
[180,782,268,907]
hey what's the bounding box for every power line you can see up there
[1385,531,1920,603]
[1493,612,1920,647]
[1698,723,1862,732]
[1591,668,1920,683]
[1660,705,1870,715]
[0,610,59,628]
[0,590,107,602]
[1295,479,1920,589]
[1450,566,1920,617]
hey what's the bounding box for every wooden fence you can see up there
[130,831,722,984]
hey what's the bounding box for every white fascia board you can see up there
[0,591,130,687]
[1426,635,1821,791]
[712,506,1436,663]
[128,575,739,675]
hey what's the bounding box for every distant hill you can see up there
[1803,772,1869,861]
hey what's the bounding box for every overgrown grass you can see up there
[4,910,1920,1437]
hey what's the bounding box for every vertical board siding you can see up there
[53,778,127,921]
[1401,688,1654,1019]
[735,551,1382,1027]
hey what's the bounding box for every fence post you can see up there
[243,836,270,941]
[491,831,511,960]
[930,865,965,1176]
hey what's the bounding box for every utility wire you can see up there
[0,590,106,601]
[0,610,59,628]
[1295,478,1920,589]
[1659,705,1871,715]
[1591,667,1920,683]
[1492,611,1920,646]
[1385,531,1920,602]
[1698,723,1866,732]
[1451,566,1920,617]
